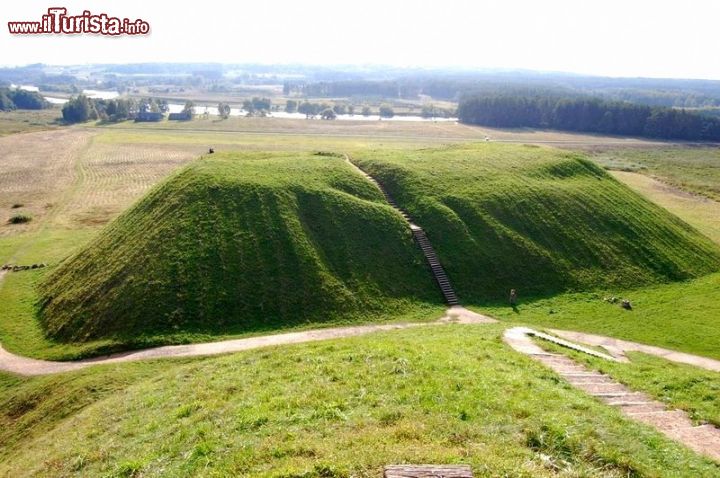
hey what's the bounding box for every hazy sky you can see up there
[2,0,719,79]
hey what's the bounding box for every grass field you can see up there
[1,114,720,473]
[484,272,720,360]
[1,325,719,477]
[610,171,720,245]
[592,147,720,201]
[0,129,95,237]
[2,130,718,358]
[0,109,61,137]
[540,340,720,429]
[98,115,676,147]
[353,143,720,302]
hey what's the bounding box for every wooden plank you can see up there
[384,464,473,478]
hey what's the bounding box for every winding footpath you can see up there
[504,327,720,462]
[3,267,720,462]
[0,305,495,376]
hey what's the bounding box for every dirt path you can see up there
[549,329,720,372]
[0,306,495,376]
[504,327,720,462]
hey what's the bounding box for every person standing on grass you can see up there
[509,289,517,307]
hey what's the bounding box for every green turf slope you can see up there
[2,326,718,476]
[38,152,440,342]
[352,144,720,302]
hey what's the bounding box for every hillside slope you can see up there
[2,326,718,476]
[39,152,440,342]
[353,144,720,302]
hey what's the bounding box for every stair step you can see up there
[616,403,666,414]
[630,410,695,430]
[575,383,629,394]
[603,393,652,405]
[351,162,460,307]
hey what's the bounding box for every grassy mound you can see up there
[353,144,720,302]
[2,326,718,476]
[38,152,440,343]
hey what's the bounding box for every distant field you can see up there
[591,147,720,201]
[611,171,720,245]
[0,128,204,256]
[98,115,674,147]
[0,109,61,137]
[0,129,94,238]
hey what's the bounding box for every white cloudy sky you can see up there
[1,0,719,79]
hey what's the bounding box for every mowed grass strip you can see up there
[38,152,442,348]
[1,325,718,477]
[352,143,720,303]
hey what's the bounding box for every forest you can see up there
[457,94,720,141]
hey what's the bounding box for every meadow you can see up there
[1,325,718,477]
[0,109,61,137]
[609,171,720,245]
[591,147,720,201]
[1,115,720,474]
[483,272,720,360]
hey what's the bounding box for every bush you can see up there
[379,105,394,118]
[320,108,336,120]
[62,95,96,123]
[8,214,31,224]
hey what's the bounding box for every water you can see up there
[10,84,39,92]
[82,90,120,100]
[35,92,458,122]
[40,88,119,104]
[44,97,68,105]
[169,104,457,122]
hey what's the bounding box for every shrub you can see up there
[8,214,31,224]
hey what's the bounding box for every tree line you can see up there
[0,88,49,111]
[457,95,720,141]
[61,96,175,123]
[284,80,402,98]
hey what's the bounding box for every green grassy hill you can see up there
[38,152,440,343]
[2,326,718,476]
[352,144,720,302]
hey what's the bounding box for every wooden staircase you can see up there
[345,156,460,306]
[411,226,459,305]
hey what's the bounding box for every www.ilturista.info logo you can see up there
[8,8,150,35]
